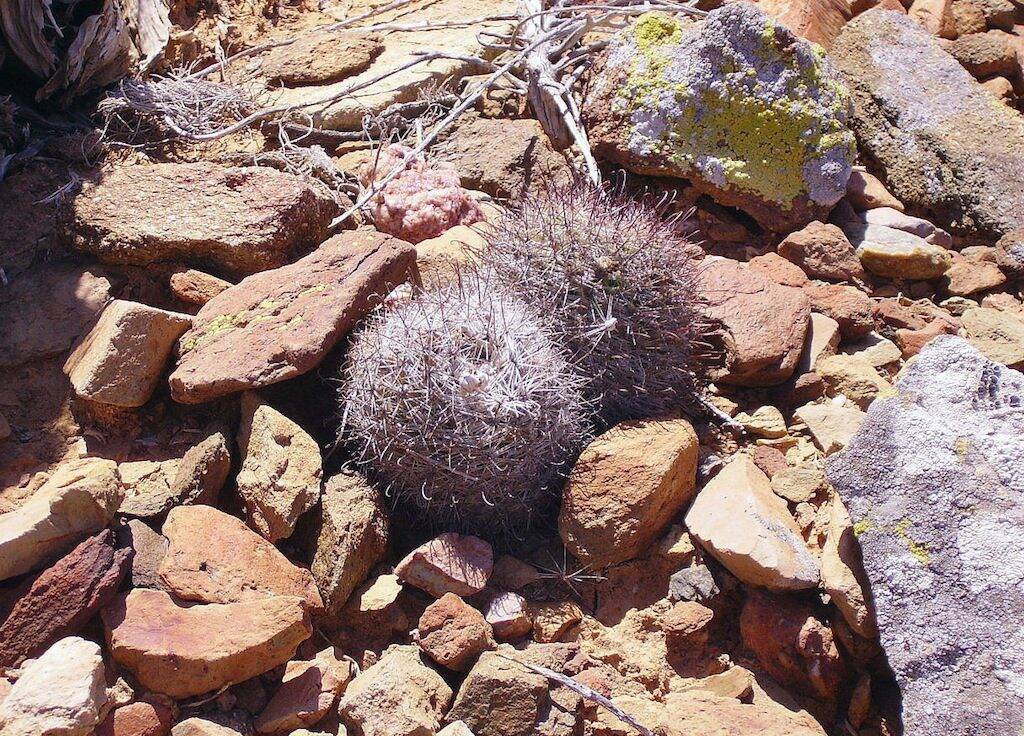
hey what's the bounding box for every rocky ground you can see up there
[0,0,1023,734]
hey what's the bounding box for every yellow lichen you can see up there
[895,518,930,565]
[633,12,682,51]
[853,519,873,537]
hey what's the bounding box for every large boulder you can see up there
[169,230,416,404]
[827,336,1024,736]
[584,4,855,232]
[60,163,339,276]
[831,10,1024,238]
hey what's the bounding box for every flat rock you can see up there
[846,168,904,211]
[236,393,322,542]
[842,222,952,279]
[754,0,852,47]
[698,258,811,386]
[306,470,388,615]
[103,589,311,698]
[794,401,866,454]
[821,496,877,638]
[159,504,322,610]
[961,306,1024,368]
[0,264,112,368]
[259,31,382,86]
[444,649,548,736]
[0,636,108,736]
[558,418,699,568]
[395,533,493,598]
[169,268,232,306]
[803,282,874,340]
[817,354,893,408]
[169,230,416,403]
[60,163,338,276]
[254,647,355,734]
[417,593,495,672]
[584,5,855,232]
[116,519,169,590]
[64,300,192,407]
[778,221,865,283]
[827,336,1024,735]
[484,592,532,641]
[685,454,819,591]
[832,9,1024,238]
[0,529,130,667]
[0,457,123,581]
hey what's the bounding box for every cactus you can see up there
[338,271,590,535]
[481,182,712,423]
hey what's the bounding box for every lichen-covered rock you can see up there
[827,336,1024,736]
[831,9,1024,238]
[584,4,855,232]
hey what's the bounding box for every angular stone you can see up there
[484,592,532,641]
[307,470,389,615]
[942,253,1007,297]
[668,564,720,603]
[259,31,382,86]
[445,650,548,736]
[97,699,174,736]
[754,0,852,47]
[159,505,323,610]
[236,393,322,542]
[0,529,130,667]
[995,227,1024,276]
[254,647,355,734]
[817,354,893,408]
[961,307,1024,368]
[950,30,1020,77]
[845,168,904,211]
[395,533,493,598]
[749,251,810,287]
[803,282,874,340]
[800,313,841,372]
[171,719,242,736]
[118,460,178,518]
[0,636,108,736]
[685,454,819,591]
[341,573,409,637]
[778,221,865,282]
[584,5,855,232]
[437,723,476,736]
[103,589,311,698]
[736,405,788,439]
[166,428,232,511]
[909,0,956,36]
[338,645,453,736]
[698,258,811,386]
[0,457,123,581]
[821,496,877,638]
[169,230,416,403]
[64,300,191,407]
[117,518,168,590]
[559,418,699,568]
[833,10,1024,238]
[60,163,338,276]
[827,336,1024,736]
[529,601,583,643]
[841,331,902,370]
[417,593,495,672]
[414,225,485,288]
[169,268,232,306]
[795,401,866,454]
[844,222,952,279]
[770,465,829,503]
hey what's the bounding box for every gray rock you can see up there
[827,336,1024,736]
[668,564,719,603]
[832,10,1024,238]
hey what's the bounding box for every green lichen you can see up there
[895,518,930,566]
[853,519,873,538]
[633,12,682,51]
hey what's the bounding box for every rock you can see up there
[306,470,389,615]
[821,496,877,638]
[558,418,699,568]
[908,0,956,36]
[258,31,382,86]
[735,406,788,439]
[668,565,720,603]
[341,573,409,638]
[816,354,892,408]
[0,637,108,736]
[803,282,874,340]
[845,169,904,211]
[159,505,322,610]
[395,533,493,598]
[685,454,819,591]
[417,593,495,671]
[61,163,338,276]
[749,445,789,478]
[778,222,865,283]
[826,336,1024,735]
[433,114,570,198]
[437,723,475,736]
[165,428,233,511]
[117,519,168,590]
[445,650,549,736]
[832,10,1024,238]
[0,457,123,581]
[171,719,242,736]
[698,258,811,386]
[254,647,355,734]
[64,300,191,407]
[0,530,130,667]
[529,601,583,643]
[169,268,232,306]
[338,646,453,736]
[940,253,1007,296]
[950,30,1020,78]
[961,307,1024,368]
[753,0,852,47]
[117,461,178,519]
[971,0,1017,27]
[170,230,416,403]
[858,207,952,246]
[980,74,1015,102]
[749,252,809,287]
[0,265,112,368]
[800,313,841,372]
[584,5,855,232]
[103,589,311,698]
[740,592,846,701]
[415,225,485,288]
[97,699,174,736]
[770,465,829,503]
[895,315,960,357]
[794,401,866,454]
[843,222,952,279]
[995,228,1024,276]
[483,592,532,641]
[841,332,902,370]
[236,393,322,542]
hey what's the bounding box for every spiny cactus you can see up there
[481,182,712,424]
[338,271,590,535]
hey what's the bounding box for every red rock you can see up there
[97,699,174,736]
[170,230,416,404]
[103,589,312,698]
[754,0,852,46]
[663,601,715,647]
[0,529,130,667]
[254,647,355,734]
[804,282,874,340]
[748,252,810,287]
[750,445,789,478]
[483,592,532,641]
[940,252,1007,296]
[740,591,846,701]
[417,593,495,672]
[895,317,959,357]
[159,505,323,610]
[778,221,865,283]
[169,268,232,306]
[698,258,811,387]
[845,169,904,211]
[395,533,493,598]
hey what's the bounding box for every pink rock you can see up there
[803,282,874,340]
[395,533,493,598]
[254,647,354,734]
[483,592,532,641]
[97,699,174,736]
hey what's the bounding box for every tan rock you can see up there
[822,497,878,638]
[417,593,495,671]
[794,402,866,454]
[169,268,232,306]
[64,300,191,407]
[167,427,232,509]
[558,419,698,568]
[799,313,841,372]
[0,458,123,581]
[171,719,243,736]
[117,460,177,518]
[736,405,788,439]
[415,225,485,287]
[909,0,956,37]
[259,31,382,86]
[816,354,893,409]
[236,393,322,542]
[342,574,409,637]
[685,455,819,591]
[444,649,548,736]
[845,169,904,211]
[437,722,476,736]
[778,221,865,282]
[395,533,493,598]
[846,223,952,280]
[484,592,532,641]
[770,465,829,503]
[103,589,311,698]
[841,332,902,371]
[961,307,1024,368]
[254,647,355,734]
[529,601,583,643]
